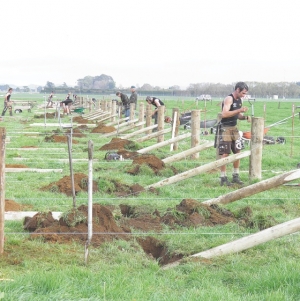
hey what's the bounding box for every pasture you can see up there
[0,93,300,300]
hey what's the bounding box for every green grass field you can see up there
[0,93,300,300]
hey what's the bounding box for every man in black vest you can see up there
[146,96,165,125]
[219,82,251,186]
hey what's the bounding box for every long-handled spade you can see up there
[248,98,255,117]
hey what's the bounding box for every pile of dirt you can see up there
[127,154,166,175]
[24,205,129,246]
[41,173,99,196]
[100,178,145,197]
[5,199,25,211]
[117,149,140,160]
[73,116,94,124]
[34,113,56,119]
[99,138,137,151]
[65,128,86,138]
[44,135,79,144]
[23,199,239,265]
[91,123,116,133]
[5,164,28,168]
[119,199,235,230]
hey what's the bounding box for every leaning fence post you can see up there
[0,127,6,254]
[138,102,145,130]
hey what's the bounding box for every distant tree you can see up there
[0,84,9,91]
[62,82,68,88]
[77,74,115,90]
[37,86,43,92]
[169,85,180,90]
[140,83,153,90]
[45,81,55,89]
[23,86,30,92]
[15,87,21,92]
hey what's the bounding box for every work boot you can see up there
[220,176,232,186]
[232,173,243,185]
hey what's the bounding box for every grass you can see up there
[0,93,300,300]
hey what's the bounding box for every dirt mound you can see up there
[5,164,28,168]
[118,199,234,231]
[5,199,27,211]
[161,199,234,228]
[117,149,140,159]
[127,154,166,175]
[41,173,99,196]
[25,205,129,246]
[23,200,244,266]
[44,135,79,144]
[107,180,145,197]
[73,116,94,124]
[91,123,116,133]
[34,113,56,119]
[99,138,137,151]
[65,128,86,138]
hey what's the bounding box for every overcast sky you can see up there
[1,0,298,89]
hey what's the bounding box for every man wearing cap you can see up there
[116,91,130,119]
[129,86,138,109]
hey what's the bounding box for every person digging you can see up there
[218,81,251,186]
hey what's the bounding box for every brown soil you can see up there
[23,199,238,265]
[108,180,145,197]
[99,138,136,151]
[117,149,140,159]
[44,135,79,144]
[65,128,86,138]
[73,116,94,124]
[35,113,56,119]
[91,123,116,133]
[24,205,129,246]
[5,164,28,168]
[41,173,99,196]
[127,154,171,175]
[5,199,29,211]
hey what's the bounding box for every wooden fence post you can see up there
[157,106,165,143]
[216,113,222,160]
[0,127,6,254]
[249,117,264,180]
[146,104,152,134]
[138,102,145,130]
[111,101,116,122]
[172,108,180,151]
[191,110,200,159]
[130,103,135,121]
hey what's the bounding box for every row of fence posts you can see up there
[0,106,265,254]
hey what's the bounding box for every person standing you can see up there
[218,82,251,186]
[1,87,13,116]
[46,91,54,108]
[129,86,138,109]
[146,96,165,125]
[116,91,130,118]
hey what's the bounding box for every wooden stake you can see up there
[163,216,300,269]
[203,169,300,206]
[0,128,6,253]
